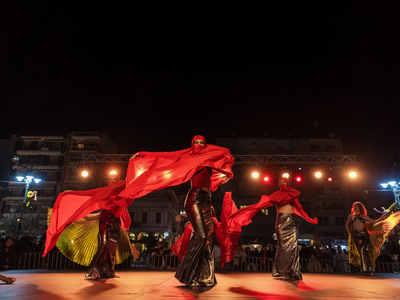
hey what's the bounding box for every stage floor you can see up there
[1,270,399,299]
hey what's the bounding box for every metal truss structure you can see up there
[81,154,357,166]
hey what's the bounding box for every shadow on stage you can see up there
[79,279,118,296]
[175,285,213,295]
[9,284,67,299]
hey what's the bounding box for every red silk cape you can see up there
[117,144,234,206]
[42,181,131,257]
[228,185,318,227]
[170,192,241,269]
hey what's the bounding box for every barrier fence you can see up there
[17,252,400,274]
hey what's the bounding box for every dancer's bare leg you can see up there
[0,273,16,284]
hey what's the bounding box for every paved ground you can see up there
[1,270,399,299]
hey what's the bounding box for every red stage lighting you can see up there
[263,176,270,182]
[295,175,303,183]
[327,177,333,182]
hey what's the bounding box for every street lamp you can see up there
[16,175,41,238]
[379,181,400,212]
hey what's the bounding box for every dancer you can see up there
[0,273,16,284]
[84,172,133,279]
[174,137,218,286]
[227,177,318,280]
[43,172,137,279]
[118,135,234,286]
[345,201,396,275]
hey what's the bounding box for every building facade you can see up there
[0,132,120,238]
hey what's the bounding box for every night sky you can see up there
[1,2,400,185]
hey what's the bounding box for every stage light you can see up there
[380,183,389,188]
[252,171,260,179]
[282,173,289,178]
[81,170,89,177]
[263,176,270,182]
[295,176,302,183]
[327,177,333,182]
[109,170,117,175]
[315,171,322,179]
[349,171,357,179]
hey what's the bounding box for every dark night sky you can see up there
[1,2,400,185]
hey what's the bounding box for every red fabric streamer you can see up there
[228,185,318,227]
[170,223,193,261]
[215,192,242,268]
[42,181,131,257]
[117,144,234,206]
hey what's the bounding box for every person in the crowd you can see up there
[0,238,17,271]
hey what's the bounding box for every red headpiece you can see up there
[191,135,206,154]
[191,135,206,145]
[108,173,120,182]
[278,177,290,191]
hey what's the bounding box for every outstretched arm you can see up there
[292,197,318,224]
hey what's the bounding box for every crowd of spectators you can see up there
[1,232,399,273]
[0,233,47,271]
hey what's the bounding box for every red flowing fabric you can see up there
[170,223,193,261]
[228,185,318,227]
[117,144,234,206]
[214,192,242,268]
[170,192,241,269]
[42,181,131,257]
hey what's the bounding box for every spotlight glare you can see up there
[327,177,333,182]
[282,173,289,178]
[263,176,269,182]
[380,183,389,188]
[252,171,260,179]
[315,171,322,179]
[109,170,117,175]
[81,170,89,178]
[349,171,357,179]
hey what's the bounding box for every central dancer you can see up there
[118,135,234,287]
[174,136,217,286]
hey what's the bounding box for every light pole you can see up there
[16,175,41,238]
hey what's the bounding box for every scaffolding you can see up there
[81,154,357,166]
